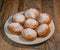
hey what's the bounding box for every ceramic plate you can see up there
[4,12,55,45]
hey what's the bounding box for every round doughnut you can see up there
[8,23,23,35]
[36,24,50,37]
[25,8,40,19]
[38,13,51,24]
[22,28,37,41]
[12,13,25,25]
[24,19,39,29]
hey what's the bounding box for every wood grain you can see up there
[0,0,60,50]
[53,0,60,50]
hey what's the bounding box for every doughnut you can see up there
[12,13,25,25]
[25,8,40,19]
[37,24,50,37]
[24,19,39,29]
[8,23,23,35]
[22,28,37,41]
[38,13,51,24]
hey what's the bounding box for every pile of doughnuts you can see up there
[8,8,51,41]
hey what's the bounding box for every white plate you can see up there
[4,12,55,45]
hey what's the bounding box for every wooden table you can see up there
[0,0,60,50]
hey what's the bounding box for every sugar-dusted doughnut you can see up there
[22,28,37,41]
[37,24,50,37]
[24,19,39,29]
[12,13,25,25]
[25,8,40,19]
[8,23,23,35]
[38,13,51,24]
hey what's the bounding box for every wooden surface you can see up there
[0,0,60,50]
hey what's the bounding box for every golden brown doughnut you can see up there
[12,13,25,25]
[36,24,50,37]
[8,23,23,35]
[24,19,39,29]
[38,13,51,25]
[25,8,40,19]
[22,28,37,41]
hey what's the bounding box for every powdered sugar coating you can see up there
[13,13,25,23]
[38,13,49,23]
[23,28,37,37]
[9,23,23,32]
[37,24,48,33]
[25,8,38,19]
[25,19,38,25]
